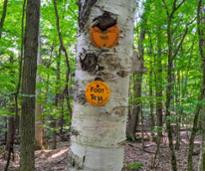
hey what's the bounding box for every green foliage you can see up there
[0,0,78,142]
[153,126,164,133]
[129,0,202,130]
[0,108,14,116]
[127,161,144,170]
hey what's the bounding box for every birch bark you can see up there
[69,0,136,170]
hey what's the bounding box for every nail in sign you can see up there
[85,81,111,106]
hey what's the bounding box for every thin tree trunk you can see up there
[149,56,155,133]
[56,47,65,140]
[162,1,188,170]
[35,29,44,150]
[59,104,65,140]
[44,46,54,149]
[4,2,26,169]
[147,34,155,138]
[4,117,7,145]
[126,67,143,141]
[20,0,40,170]
[187,101,202,171]
[126,15,146,141]
[165,17,177,171]
[35,102,44,149]
[138,17,146,147]
[4,116,15,171]
[175,70,181,150]
[156,27,163,139]
[52,47,62,150]
[53,0,72,115]
[4,56,16,171]
[152,25,163,168]
[188,0,205,170]
[52,120,57,149]
[199,132,205,171]
[127,74,137,140]
[5,117,15,152]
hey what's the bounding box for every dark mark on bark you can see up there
[96,71,116,80]
[93,11,117,31]
[95,77,104,81]
[72,160,75,167]
[70,127,80,136]
[96,65,104,72]
[78,0,97,32]
[117,70,129,78]
[112,106,126,117]
[68,150,84,169]
[75,90,86,105]
[80,53,98,72]
[83,156,86,163]
[100,54,121,70]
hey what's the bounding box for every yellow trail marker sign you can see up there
[90,25,120,48]
[85,80,111,106]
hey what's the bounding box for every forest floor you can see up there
[0,131,201,171]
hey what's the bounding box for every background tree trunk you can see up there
[5,117,15,152]
[126,13,146,141]
[197,0,205,170]
[155,27,163,139]
[35,29,44,150]
[126,54,144,140]
[20,0,40,170]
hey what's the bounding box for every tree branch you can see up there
[53,0,72,114]
[173,16,196,59]
[170,0,186,18]
[162,0,170,17]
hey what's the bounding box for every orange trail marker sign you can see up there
[85,80,111,106]
[90,25,120,48]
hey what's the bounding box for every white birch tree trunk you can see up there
[69,0,136,170]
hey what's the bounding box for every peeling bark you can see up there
[80,52,98,73]
[93,11,117,31]
[78,0,97,31]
